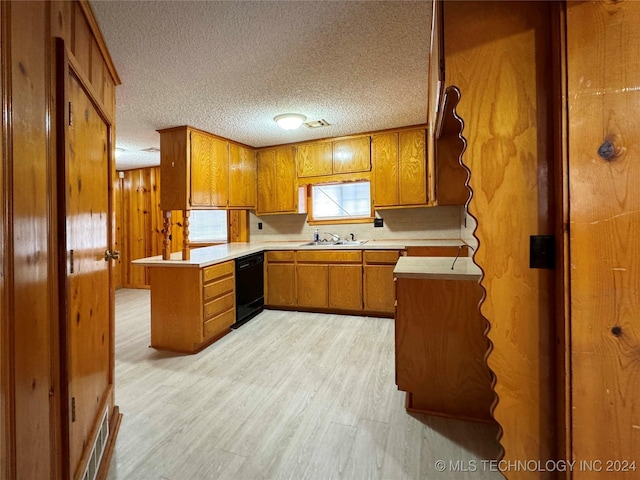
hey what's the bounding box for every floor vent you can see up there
[81,408,109,480]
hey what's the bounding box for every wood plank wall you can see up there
[567,2,640,477]
[444,2,557,478]
[115,167,184,288]
[1,1,119,478]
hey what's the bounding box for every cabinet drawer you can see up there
[296,250,362,263]
[266,250,295,262]
[203,308,235,338]
[204,292,235,320]
[203,276,235,302]
[364,250,402,265]
[202,261,234,284]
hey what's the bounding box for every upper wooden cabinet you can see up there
[159,126,256,210]
[372,128,428,208]
[190,130,229,208]
[257,146,297,214]
[229,143,257,209]
[296,135,371,178]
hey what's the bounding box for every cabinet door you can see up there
[229,144,256,208]
[399,129,427,205]
[266,263,296,306]
[333,136,371,174]
[296,142,332,177]
[257,149,277,214]
[372,133,399,207]
[364,265,396,313]
[210,137,229,207]
[190,131,215,207]
[275,146,297,212]
[297,264,328,307]
[329,265,363,310]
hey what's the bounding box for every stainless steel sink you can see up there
[298,240,368,247]
[299,241,337,247]
[334,240,368,246]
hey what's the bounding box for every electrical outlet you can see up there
[258,222,263,230]
[374,218,383,227]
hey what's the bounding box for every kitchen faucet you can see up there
[324,232,340,242]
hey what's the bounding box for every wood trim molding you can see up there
[1,1,16,478]
[67,51,114,126]
[76,0,121,85]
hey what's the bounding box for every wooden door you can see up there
[62,69,114,478]
[229,144,256,208]
[567,2,640,474]
[328,265,362,310]
[333,136,371,174]
[275,147,296,212]
[296,265,328,308]
[398,129,427,205]
[372,133,399,207]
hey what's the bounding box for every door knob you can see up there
[105,250,120,261]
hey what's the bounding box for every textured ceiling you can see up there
[90,1,432,170]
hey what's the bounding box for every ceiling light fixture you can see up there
[274,113,307,130]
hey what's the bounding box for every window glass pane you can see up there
[188,210,228,242]
[311,181,371,220]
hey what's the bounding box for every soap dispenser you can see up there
[314,228,319,242]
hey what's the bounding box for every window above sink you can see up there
[307,181,372,224]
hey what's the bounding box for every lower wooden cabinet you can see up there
[297,264,329,307]
[297,250,362,312]
[329,264,362,310]
[363,250,403,314]
[149,260,235,353]
[265,251,296,307]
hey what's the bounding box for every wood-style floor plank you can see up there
[108,289,503,480]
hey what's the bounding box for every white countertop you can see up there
[393,256,481,281]
[132,239,467,268]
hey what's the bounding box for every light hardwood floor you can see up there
[108,288,503,480]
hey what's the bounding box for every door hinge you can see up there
[71,397,76,422]
[69,249,74,274]
[68,101,72,126]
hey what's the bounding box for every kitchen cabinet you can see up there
[297,264,329,308]
[257,146,298,214]
[372,128,428,208]
[363,250,403,314]
[149,260,235,353]
[296,142,333,177]
[159,126,229,210]
[296,135,371,178]
[296,250,362,311]
[229,143,257,208]
[329,264,362,310]
[265,251,296,307]
[394,258,494,421]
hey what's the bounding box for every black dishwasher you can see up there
[233,252,264,328]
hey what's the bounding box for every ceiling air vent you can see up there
[140,147,160,153]
[303,119,330,129]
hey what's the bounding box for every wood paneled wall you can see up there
[1,1,119,478]
[115,167,183,288]
[567,2,640,476]
[444,2,557,477]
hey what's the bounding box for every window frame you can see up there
[306,180,374,225]
[187,209,229,245]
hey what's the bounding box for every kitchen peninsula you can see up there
[133,239,468,353]
[394,256,494,421]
